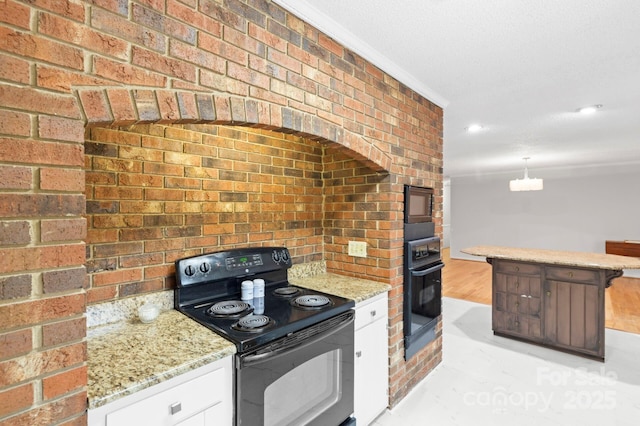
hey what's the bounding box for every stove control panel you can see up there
[176,247,292,287]
[225,254,264,270]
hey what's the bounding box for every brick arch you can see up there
[76,88,391,173]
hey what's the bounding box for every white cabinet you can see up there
[354,293,389,425]
[88,356,232,426]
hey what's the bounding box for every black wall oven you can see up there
[403,184,443,360]
[403,236,443,360]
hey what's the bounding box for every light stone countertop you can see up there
[87,269,390,410]
[289,272,391,303]
[87,309,235,409]
[462,245,640,270]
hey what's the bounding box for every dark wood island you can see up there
[461,245,640,361]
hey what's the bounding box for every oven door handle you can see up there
[409,262,444,277]
[239,312,354,367]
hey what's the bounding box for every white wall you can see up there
[449,163,640,277]
[442,179,451,248]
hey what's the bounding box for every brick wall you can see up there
[0,0,442,423]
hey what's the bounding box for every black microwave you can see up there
[404,185,434,223]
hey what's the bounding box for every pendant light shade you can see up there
[509,157,543,191]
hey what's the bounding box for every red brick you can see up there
[0,221,31,246]
[24,0,85,22]
[167,0,222,36]
[0,54,30,84]
[0,382,33,418]
[106,89,138,125]
[40,218,87,243]
[38,115,85,143]
[38,12,127,59]
[132,2,195,44]
[0,194,85,218]
[94,186,143,200]
[0,166,32,190]
[169,38,225,73]
[0,27,83,70]
[93,56,167,87]
[0,275,32,301]
[42,267,87,294]
[199,32,248,65]
[42,365,87,400]
[92,7,165,50]
[0,85,81,119]
[42,317,86,349]
[0,244,85,275]
[36,65,113,93]
[176,92,199,122]
[132,46,197,82]
[156,91,181,123]
[0,329,32,361]
[40,168,85,192]
[0,0,30,29]
[0,109,30,137]
[0,137,84,167]
[119,278,164,297]
[1,389,86,425]
[0,296,85,335]
[78,89,113,125]
[92,268,143,287]
[86,286,117,304]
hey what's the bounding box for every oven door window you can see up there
[407,263,443,334]
[236,315,354,426]
[265,349,341,426]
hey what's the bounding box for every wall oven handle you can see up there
[239,311,354,367]
[409,262,444,277]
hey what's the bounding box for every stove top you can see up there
[175,247,355,353]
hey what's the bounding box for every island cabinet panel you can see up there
[492,262,542,340]
[543,267,604,359]
[491,259,606,360]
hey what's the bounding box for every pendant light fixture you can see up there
[509,157,543,191]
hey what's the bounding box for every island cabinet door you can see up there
[543,278,603,359]
[493,271,542,339]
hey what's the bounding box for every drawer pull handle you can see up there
[370,310,377,317]
[356,351,362,358]
[515,267,520,272]
[515,281,519,288]
[546,291,551,297]
[170,402,182,415]
[568,272,574,278]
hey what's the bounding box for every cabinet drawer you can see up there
[495,261,540,276]
[545,267,600,284]
[106,367,227,425]
[355,295,388,331]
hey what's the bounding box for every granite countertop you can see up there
[462,245,640,270]
[87,268,390,410]
[289,272,391,303]
[87,309,235,409]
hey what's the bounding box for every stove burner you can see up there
[273,286,300,297]
[207,301,252,318]
[291,295,332,309]
[231,314,275,333]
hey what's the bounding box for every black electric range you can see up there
[174,246,355,353]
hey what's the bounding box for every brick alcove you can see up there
[77,88,392,173]
[0,1,442,422]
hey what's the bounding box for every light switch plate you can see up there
[348,241,367,258]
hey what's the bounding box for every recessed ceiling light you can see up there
[466,124,483,133]
[577,104,602,114]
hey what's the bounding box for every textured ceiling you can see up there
[273,0,640,177]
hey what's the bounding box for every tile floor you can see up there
[373,297,640,425]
